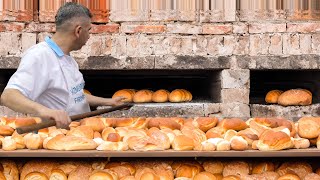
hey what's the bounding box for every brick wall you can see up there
[0,0,320,119]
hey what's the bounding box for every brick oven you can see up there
[0,0,320,122]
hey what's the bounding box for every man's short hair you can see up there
[55,2,92,29]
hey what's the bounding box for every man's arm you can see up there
[85,93,124,107]
[1,89,70,128]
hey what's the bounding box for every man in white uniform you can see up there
[1,3,123,129]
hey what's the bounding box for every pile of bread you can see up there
[112,89,192,103]
[1,159,320,180]
[0,116,320,152]
[265,89,312,106]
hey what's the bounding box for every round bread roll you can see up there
[278,174,300,180]
[152,89,170,103]
[276,162,312,179]
[194,172,217,180]
[297,117,320,139]
[140,172,160,180]
[169,89,186,102]
[257,130,293,151]
[278,89,312,106]
[222,175,240,180]
[251,162,275,174]
[23,133,43,150]
[0,125,14,136]
[89,170,118,180]
[203,161,224,175]
[218,118,248,132]
[50,169,67,180]
[223,161,249,177]
[112,89,136,103]
[265,90,283,104]
[25,172,48,180]
[133,90,153,103]
[172,135,194,151]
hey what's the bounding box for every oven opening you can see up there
[250,70,319,104]
[82,70,222,103]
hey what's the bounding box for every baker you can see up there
[0,2,123,129]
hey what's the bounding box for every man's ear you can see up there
[75,25,82,38]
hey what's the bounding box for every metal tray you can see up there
[0,148,319,158]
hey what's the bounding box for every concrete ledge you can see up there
[250,104,320,121]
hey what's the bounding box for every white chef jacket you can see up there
[5,36,90,116]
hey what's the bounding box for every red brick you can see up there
[25,23,56,33]
[0,24,6,32]
[90,24,119,34]
[122,24,166,34]
[249,23,286,33]
[202,24,233,35]
[287,23,320,33]
[4,22,25,32]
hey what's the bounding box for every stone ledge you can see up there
[155,55,231,69]
[235,55,320,70]
[250,104,320,121]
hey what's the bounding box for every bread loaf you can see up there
[223,161,250,178]
[24,172,48,180]
[297,117,320,139]
[277,174,301,180]
[66,126,94,139]
[185,117,218,132]
[278,89,312,106]
[23,133,43,150]
[50,169,67,180]
[133,90,153,103]
[194,172,217,180]
[147,117,182,130]
[46,134,97,151]
[222,175,241,180]
[89,170,118,180]
[257,130,293,151]
[152,89,170,103]
[80,117,112,132]
[0,125,14,136]
[203,161,224,175]
[218,118,248,132]
[230,136,248,151]
[265,90,283,104]
[112,89,136,103]
[251,162,275,174]
[1,160,19,180]
[172,135,194,151]
[169,89,192,102]
[20,160,59,180]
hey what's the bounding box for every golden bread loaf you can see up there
[147,117,182,130]
[20,160,59,180]
[23,133,43,150]
[133,90,153,103]
[222,161,249,178]
[112,89,136,103]
[2,136,17,151]
[50,169,67,180]
[230,136,248,151]
[152,89,170,103]
[193,172,217,180]
[24,172,48,180]
[80,117,112,132]
[222,175,241,180]
[218,118,248,131]
[89,170,118,180]
[251,162,275,174]
[68,163,93,180]
[46,134,97,151]
[172,135,194,151]
[265,90,283,104]
[184,117,218,132]
[0,125,14,136]
[202,161,224,175]
[120,176,136,180]
[257,130,293,151]
[297,117,320,139]
[66,126,94,139]
[1,160,19,180]
[278,89,312,106]
[276,162,313,179]
[96,141,128,151]
[277,174,301,180]
[169,89,192,102]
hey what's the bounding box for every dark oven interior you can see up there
[82,70,221,103]
[250,70,320,104]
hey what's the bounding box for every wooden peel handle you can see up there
[16,103,134,134]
